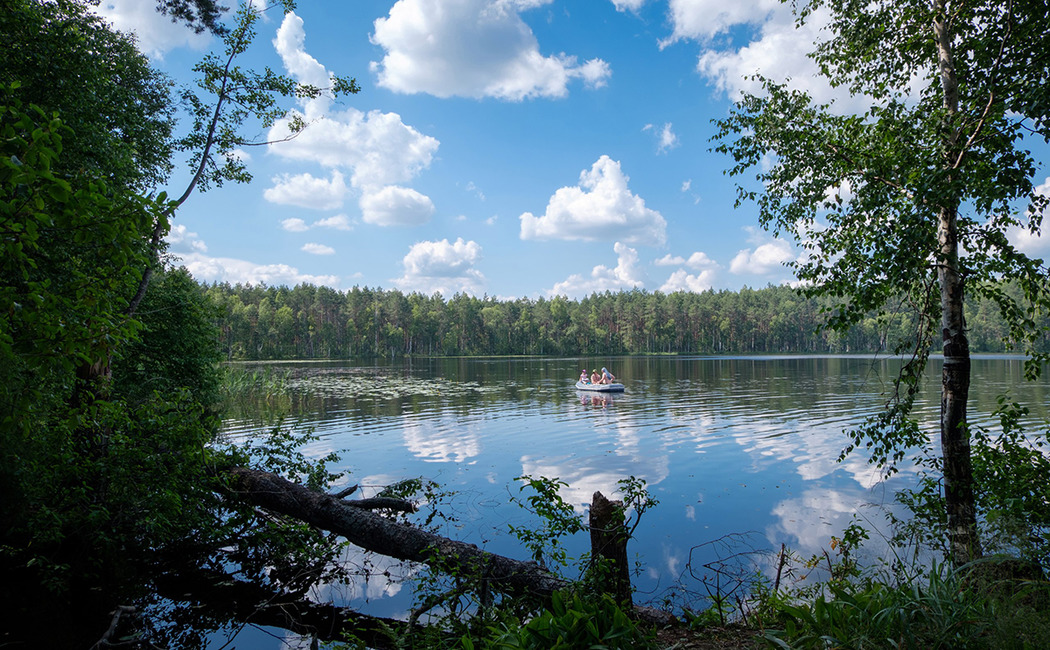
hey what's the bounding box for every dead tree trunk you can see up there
[226,467,570,600]
[588,491,632,607]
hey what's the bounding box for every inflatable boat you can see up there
[575,381,625,392]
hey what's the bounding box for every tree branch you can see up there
[822,138,916,203]
[127,26,246,317]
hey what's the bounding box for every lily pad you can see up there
[287,373,499,400]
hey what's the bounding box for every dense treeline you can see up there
[202,280,1047,359]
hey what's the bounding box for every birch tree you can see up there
[714,0,1050,565]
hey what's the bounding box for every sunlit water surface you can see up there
[219,355,1047,644]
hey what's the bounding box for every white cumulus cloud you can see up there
[655,251,718,269]
[520,156,667,245]
[360,186,436,227]
[272,10,332,89]
[166,223,207,252]
[267,13,439,216]
[660,268,717,292]
[656,250,720,292]
[655,123,679,153]
[1008,225,1050,258]
[281,218,309,232]
[684,251,718,269]
[394,238,486,295]
[92,0,211,58]
[264,171,348,210]
[225,148,251,163]
[175,252,341,287]
[282,214,355,232]
[269,106,439,190]
[370,0,611,101]
[730,239,795,275]
[315,214,353,231]
[655,254,685,266]
[679,3,880,111]
[302,243,335,255]
[1007,177,1050,258]
[549,242,645,297]
[642,123,679,153]
[611,0,648,11]
[696,8,829,102]
[662,0,780,45]
[823,178,856,208]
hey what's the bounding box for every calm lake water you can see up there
[221,354,1047,633]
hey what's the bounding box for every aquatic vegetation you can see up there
[220,365,294,401]
[287,372,500,401]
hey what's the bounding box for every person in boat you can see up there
[600,367,616,384]
[579,369,590,384]
[591,369,601,384]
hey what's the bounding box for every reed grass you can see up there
[219,366,293,402]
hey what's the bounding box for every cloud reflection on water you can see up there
[401,417,482,463]
[221,357,1042,620]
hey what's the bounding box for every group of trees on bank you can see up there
[202,280,1050,360]
[0,0,372,645]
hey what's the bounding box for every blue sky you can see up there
[95,0,1050,300]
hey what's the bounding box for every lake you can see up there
[221,354,1048,630]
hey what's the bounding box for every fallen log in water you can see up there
[226,467,571,600]
[223,468,676,626]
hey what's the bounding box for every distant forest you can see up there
[199,280,1048,360]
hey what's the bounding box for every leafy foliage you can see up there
[713,0,1050,564]
[0,85,228,641]
[0,0,175,191]
[155,0,227,35]
[697,523,1050,650]
[0,1,369,645]
[897,400,1050,569]
[462,591,656,650]
[0,88,160,376]
[114,266,224,407]
[968,400,1050,566]
[0,0,359,633]
[509,476,588,568]
[385,475,658,649]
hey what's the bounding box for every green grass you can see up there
[761,558,1050,650]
